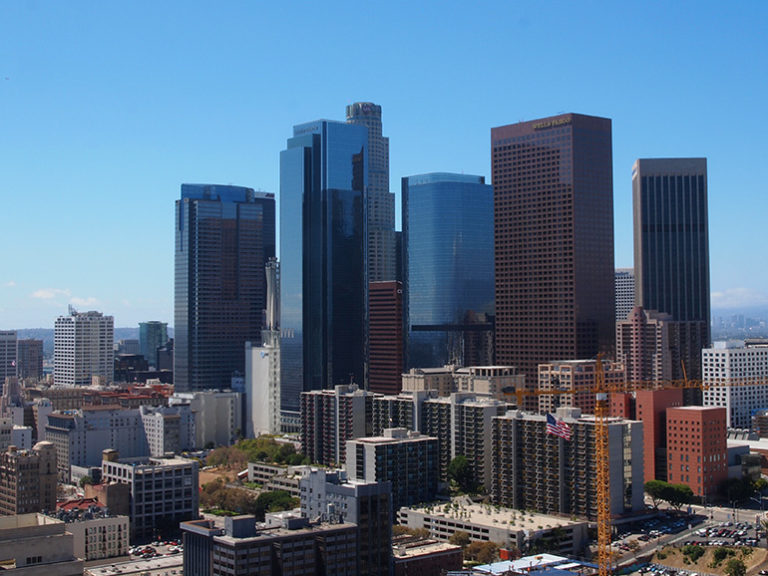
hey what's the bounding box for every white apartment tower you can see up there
[346,102,396,281]
[702,340,768,429]
[615,268,636,322]
[246,258,282,437]
[54,308,114,386]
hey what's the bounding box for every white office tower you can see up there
[246,259,282,437]
[702,340,768,429]
[615,268,636,322]
[54,307,114,386]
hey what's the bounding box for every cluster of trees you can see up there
[448,531,500,564]
[205,436,307,469]
[200,478,298,520]
[644,480,694,510]
[448,456,476,494]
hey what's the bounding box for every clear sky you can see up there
[1,1,766,329]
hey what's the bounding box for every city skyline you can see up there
[2,2,767,328]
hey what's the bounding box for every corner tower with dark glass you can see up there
[492,114,615,384]
[402,173,495,368]
[280,120,368,411]
[175,184,275,392]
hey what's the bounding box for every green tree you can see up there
[662,483,693,511]
[722,477,754,504]
[466,541,499,564]
[78,475,94,488]
[448,456,475,493]
[644,480,667,509]
[725,558,746,576]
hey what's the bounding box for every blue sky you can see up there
[1,1,766,328]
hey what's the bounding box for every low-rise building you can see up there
[392,535,463,576]
[397,500,589,557]
[0,513,83,576]
[50,498,129,560]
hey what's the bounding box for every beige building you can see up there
[538,359,625,415]
[0,442,57,515]
[0,514,83,576]
[401,367,455,396]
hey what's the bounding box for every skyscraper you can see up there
[633,158,710,377]
[174,184,275,392]
[280,120,368,411]
[139,321,168,369]
[16,339,43,381]
[492,114,615,382]
[402,173,495,369]
[54,308,114,386]
[615,268,636,322]
[346,102,396,282]
[368,280,403,395]
[0,332,16,388]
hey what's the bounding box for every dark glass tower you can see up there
[492,114,615,383]
[280,120,368,411]
[633,158,710,378]
[139,321,168,368]
[402,173,495,368]
[175,184,275,392]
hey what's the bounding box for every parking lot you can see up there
[85,541,183,576]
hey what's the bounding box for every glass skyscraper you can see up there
[280,120,368,411]
[139,321,168,369]
[402,173,494,368]
[174,184,275,392]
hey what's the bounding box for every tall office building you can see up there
[492,114,615,383]
[615,268,636,322]
[139,321,168,368]
[175,184,275,392]
[0,332,16,388]
[16,339,43,381]
[402,173,494,369]
[346,102,396,282]
[54,309,114,386]
[280,120,368,410]
[368,281,404,395]
[633,158,710,378]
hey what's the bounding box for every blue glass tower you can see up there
[175,184,275,392]
[402,173,495,368]
[280,120,368,411]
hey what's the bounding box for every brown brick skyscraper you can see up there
[492,113,615,385]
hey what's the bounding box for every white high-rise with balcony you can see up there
[54,308,114,386]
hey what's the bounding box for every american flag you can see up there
[546,413,572,441]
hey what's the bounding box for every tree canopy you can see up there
[644,480,692,510]
[448,456,476,493]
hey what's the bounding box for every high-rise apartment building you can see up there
[537,359,625,416]
[16,339,43,381]
[402,173,495,369]
[300,384,374,467]
[666,406,726,498]
[615,268,636,322]
[492,114,615,383]
[175,184,275,392]
[702,340,768,429]
[280,120,368,410]
[54,308,114,386]
[633,158,710,378]
[346,102,396,282]
[491,408,644,520]
[139,321,168,368]
[368,281,404,395]
[0,332,16,388]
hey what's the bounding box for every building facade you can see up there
[537,359,625,416]
[0,331,17,387]
[0,442,56,515]
[702,340,768,429]
[492,114,615,383]
[139,321,168,369]
[615,268,636,322]
[346,101,396,283]
[369,281,404,395]
[402,173,494,369]
[491,408,644,520]
[17,339,44,381]
[635,389,684,483]
[633,158,710,378]
[300,384,373,467]
[51,499,129,560]
[169,390,242,449]
[0,514,83,576]
[101,451,199,542]
[666,406,727,498]
[174,184,276,392]
[54,309,114,386]
[346,428,439,511]
[280,120,368,411]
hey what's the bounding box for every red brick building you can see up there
[666,406,727,499]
